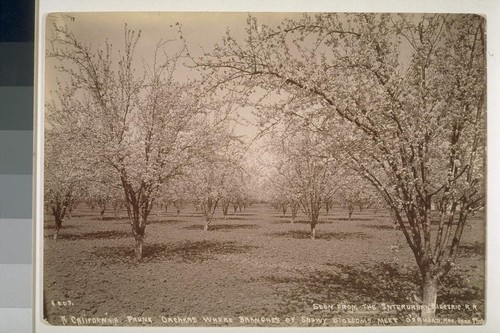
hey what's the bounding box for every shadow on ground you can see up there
[227,213,255,217]
[268,230,371,241]
[261,261,484,318]
[183,224,260,231]
[91,216,129,221]
[271,219,335,225]
[69,214,95,218]
[90,240,257,264]
[148,219,184,225]
[47,230,130,240]
[360,224,397,231]
[222,216,254,221]
[330,217,374,221]
[458,242,485,256]
[44,224,80,230]
[272,219,369,225]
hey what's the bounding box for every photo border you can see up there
[34,1,500,332]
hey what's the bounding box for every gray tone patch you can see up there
[0,264,31,308]
[0,219,32,264]
[0,175,32,219]
[0,43,34,86]
[0,87,33,130]
[0,131,32,175]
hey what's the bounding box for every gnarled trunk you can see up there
[124,196,149,261]
[421,274,438,319]
[132,223,146,261]
[134,234,144,260]
[121,177,154,262]
[52,209,65,241]
[201,196,218,231]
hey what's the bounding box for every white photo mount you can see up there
[34,1,499,332]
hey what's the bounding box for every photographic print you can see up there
[41,11,486,328]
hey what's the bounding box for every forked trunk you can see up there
[421,275,438,319]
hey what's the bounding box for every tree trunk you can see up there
[53,216,63,240]
[53,226,60,240]
[348,209,353,220]
[291,203,298,224]
[134,235,144,261]
[204,212,211,231]
[421,275,438,319]
[131,215,146,261]
[310,223,316,239]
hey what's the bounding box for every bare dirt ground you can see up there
[43,204,485,327]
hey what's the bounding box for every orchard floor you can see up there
[43,204,485,327]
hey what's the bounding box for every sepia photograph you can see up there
[39,9,486,329]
